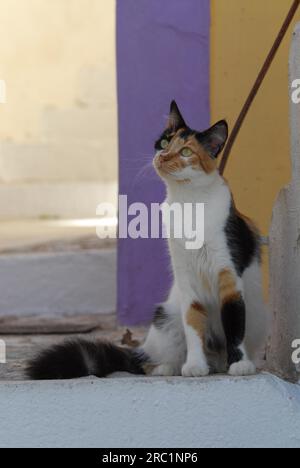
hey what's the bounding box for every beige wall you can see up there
[0,0,117,185]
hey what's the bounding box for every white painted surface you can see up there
[0,182,117,219]
[42,107,116,146]
[0,250,116,316]
[0,139,116,182]
[0,1,117,144]
[0,374,299,448]
[267,24,300,382]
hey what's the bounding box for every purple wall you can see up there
[117,0,210,325]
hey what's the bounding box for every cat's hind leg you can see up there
[218,268,256,376]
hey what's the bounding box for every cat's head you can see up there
[153,101,228,184]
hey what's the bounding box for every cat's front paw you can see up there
[182,361,210,378]
[228,360,256,376]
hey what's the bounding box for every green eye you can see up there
[181,148,193,158]
[160,139,169,150]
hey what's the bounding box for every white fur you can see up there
[142,169,267,377]
[228,361,256,377]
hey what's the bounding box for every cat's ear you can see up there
[167,100,187,131]
[198,120,228,159]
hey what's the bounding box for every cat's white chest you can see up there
[166,178,232,302]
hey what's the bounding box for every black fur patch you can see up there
[154,130,173,151]
[195,120,228,159]
[179,128,195,140]
[27,339,147,380]
[227,347,243,367]
[207,333,225,354]
[222,297,246,366]
[154,127,196,151]
[225,204,261,277]
[153,306,168,330]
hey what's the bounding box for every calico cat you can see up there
[27,101,267,380]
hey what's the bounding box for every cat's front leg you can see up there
[181,299,210,377]
[218,269,256,376]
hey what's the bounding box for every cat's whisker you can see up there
[134,162,155,181]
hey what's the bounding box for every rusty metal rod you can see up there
[219,0,300,175]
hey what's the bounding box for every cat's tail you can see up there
[26,339,147,380]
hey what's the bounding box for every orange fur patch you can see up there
[218,269,241,305]
[175,178,191,184]
[189,136,217,174]
[186,302,208,341]
[200,272,211,293]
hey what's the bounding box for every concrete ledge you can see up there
[0,249,116,317]
[0,374,299,448]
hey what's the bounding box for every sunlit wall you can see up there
[0,0,117,218]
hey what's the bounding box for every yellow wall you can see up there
[211,0,300,235]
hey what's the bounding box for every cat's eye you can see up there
[181,147,193,158]
[160,139,169,150]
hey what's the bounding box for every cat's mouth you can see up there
[154,160,173,177]
[154,155,173,176]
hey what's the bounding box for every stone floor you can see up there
[0,313,147,381]
[0,223,128,382]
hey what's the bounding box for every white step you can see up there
[0,374,299,448]
[0,141,117,182]
[0,182,117,219]
[0,249,116,317]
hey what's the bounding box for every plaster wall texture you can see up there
[0,0,117,218]
[0,249,116,317]
[0,374,299,448]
